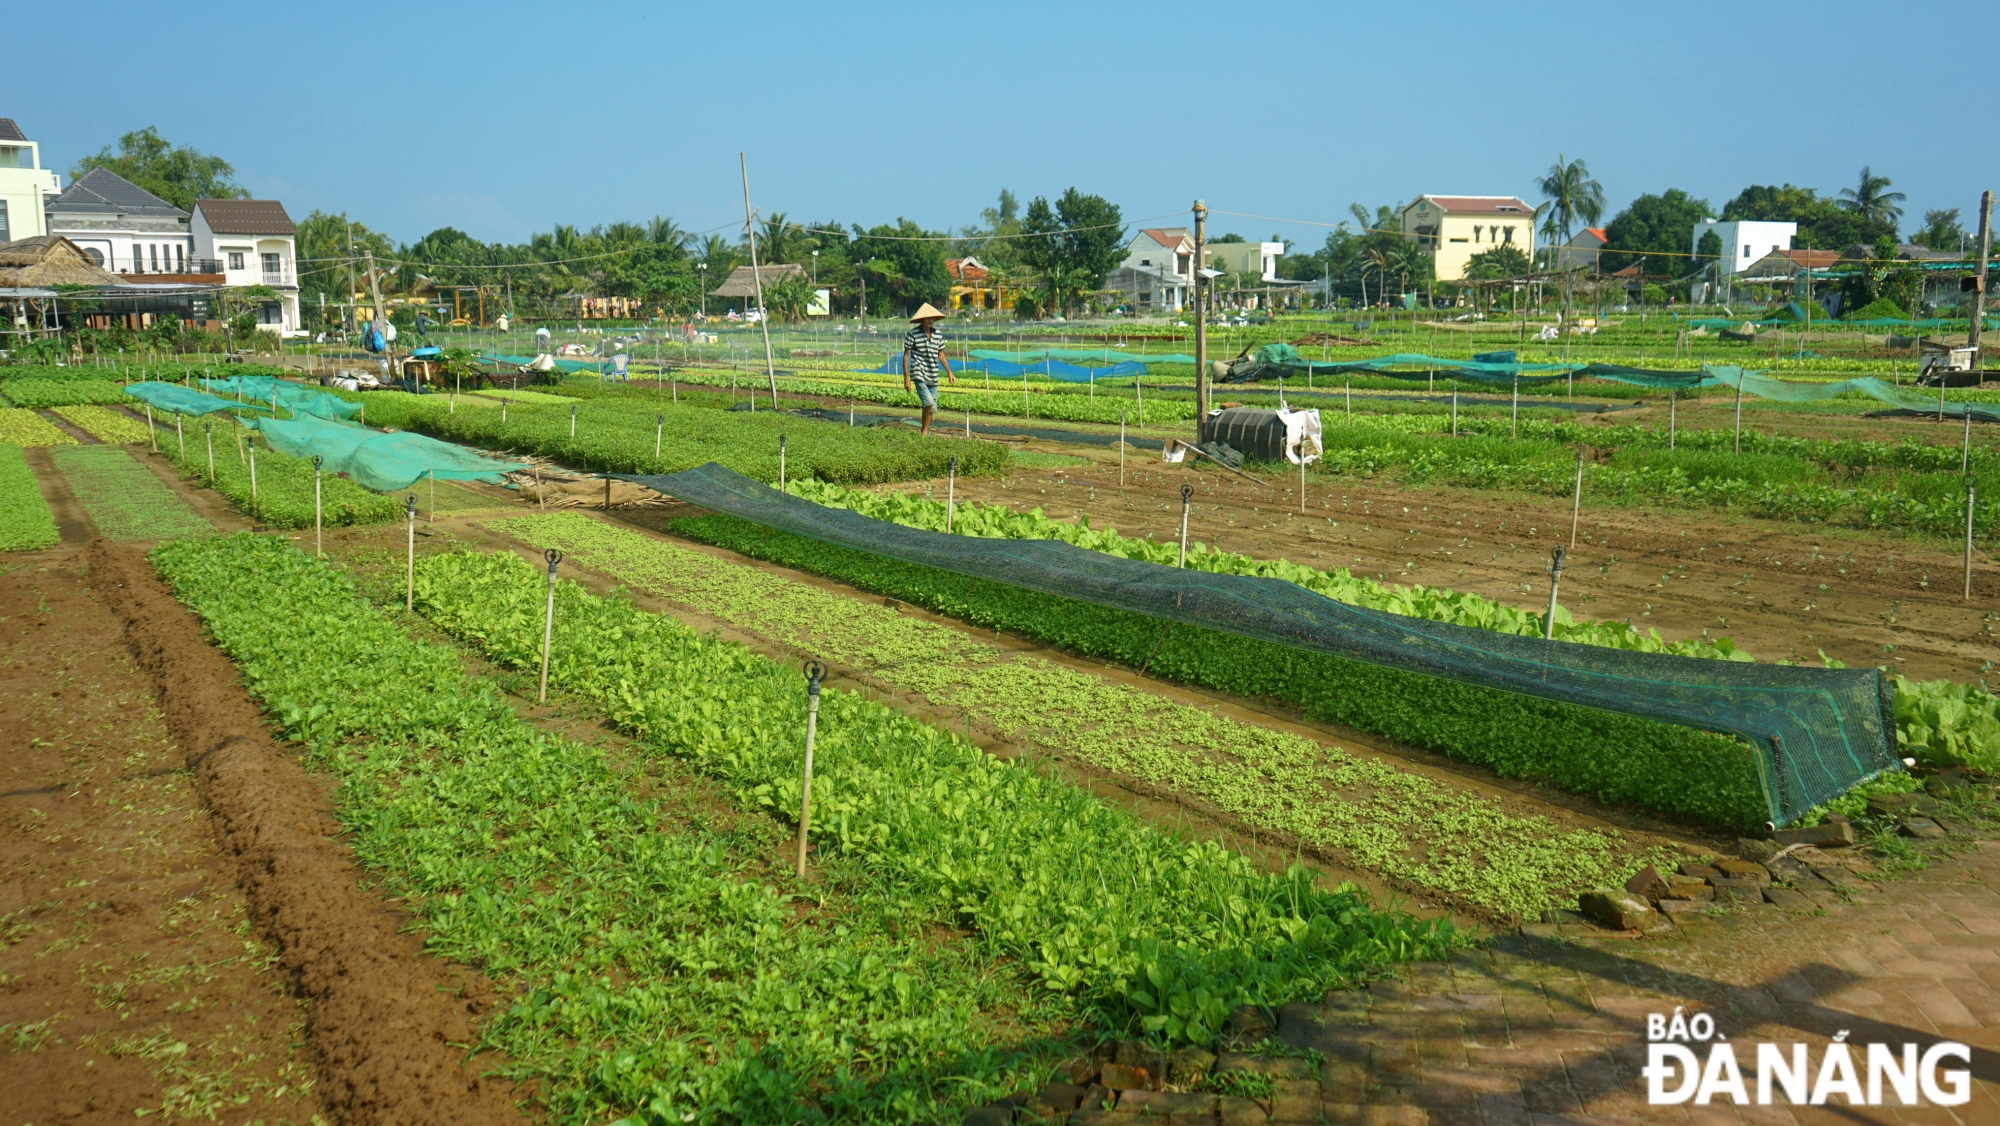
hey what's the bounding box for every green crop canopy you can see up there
[621,462,1899,828]
[244,414,526,492]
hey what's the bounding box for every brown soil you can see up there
[83,540,530,1126]
[1,554,319,1124]
[939,433,1996,685]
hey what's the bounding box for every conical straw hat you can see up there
[909,302,947,321]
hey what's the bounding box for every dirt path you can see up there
[938,457,1994,685]
[82,540,530,1126]
[1,553,320,1123]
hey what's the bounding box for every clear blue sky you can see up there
[12,0,1991,251]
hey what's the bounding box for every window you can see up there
[150,245,159,271]
[175,245,184,270]
[1473,225,1483,242]
[1503,226,1515,244]
[1743,245,1752,258]
[82,247,103,266]
[262,252,282,277]
[132,243,146,272]
[0,199,8,243]
[228,251,245,270]
[1140,258,1152,266]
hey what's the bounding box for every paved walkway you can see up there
[1247,837,2000,1125]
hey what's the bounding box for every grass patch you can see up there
[50,446,211,540]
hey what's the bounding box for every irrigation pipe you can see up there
[405,496,417,612]
[1178,483,1193,567]
[1568,448,1585,550]
[1969,483,1978,603]
[946,457,957,534]
[312,456,323,557]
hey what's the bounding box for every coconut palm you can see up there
[1536,155,1606,250]
[1837,167,1906,228]
[646,216,689,252]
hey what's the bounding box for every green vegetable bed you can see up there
[0,444,58,550]
[154,414,401,528]
[154,531,1458,1122]
[50,446,210,540]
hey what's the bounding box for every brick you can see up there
[1474,1090,1531,1126]
[1577,889,1661,931]
[1774,821,1856,848]
[1098,1062,1154,1091]
[1716,859,1773,883]
[1356,1109,1426,1126]
[1710,878,1767,904]
[1764,887,1816,913]
[1624,865,1671,900]
[1216,1096,1267,1126]
[1265,1090,1319,1123]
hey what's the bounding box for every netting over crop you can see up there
[244,414,524,492]
[197,375,362,421]
[627,463,1898,826]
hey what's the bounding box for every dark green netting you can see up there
[622,463,1899,826]
[197,375,362,421]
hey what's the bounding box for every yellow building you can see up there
[1399,195,1537,281]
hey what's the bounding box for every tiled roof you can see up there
[1140,227,1191,248]
[48,168,188,218]
[194,199,295,235]
[0,119,24,142]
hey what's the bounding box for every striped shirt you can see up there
[903,324,946,384]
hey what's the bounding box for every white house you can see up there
[1399,195,1538,282]
[1553,227,1608,272]
[0,118,60,245]
[1119,228,1194,283]
[1104,264,1190,312]
[192,198,300,333]
[46,168,208,277]
[1690,219,1795,276]
[1203,240,1284,281]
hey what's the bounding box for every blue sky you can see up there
[12,0,1993,251]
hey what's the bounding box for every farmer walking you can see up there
[902,303,955,436]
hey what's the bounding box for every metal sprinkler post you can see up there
[655,412,663,460]
[946,457,957,534]
[779,433,787,494]
[538,549,563,704]
[405,495,417,612]
[795,659,828,878]
[1543,546,1566,640]
[312,456,324,557]
[203,422,214,483]
[1178,483,1193,567]
[247,439,258,518]
[570,403,577,439]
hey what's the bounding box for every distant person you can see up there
[901,303,955,435]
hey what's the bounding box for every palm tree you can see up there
[646,216,689,252]
[1535,155,1606,256]
[1837,166,1906,228]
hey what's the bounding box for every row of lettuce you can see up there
[153,531,1461,1123]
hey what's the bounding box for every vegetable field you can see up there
[155,414,402,528]
[0,444,58,550]
[0,408,76,447]
[0,378,134,408]
[51,446,210,540]
[154,531,1459,1123]
[53,405,153,444]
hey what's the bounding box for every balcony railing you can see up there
[116,257,225,275]
[261,271,294,287]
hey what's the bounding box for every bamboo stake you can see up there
[1734,370,1747,454]
[1568,448,1585,550]
[946,457,957,534]
[312,456,323,557]
[1969,483,1979,603]
[1119,412,1126,487]
[248,440,258,518]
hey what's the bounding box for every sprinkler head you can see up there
[948,457,957,474]
[544,548,563,576]
[802,659,828,696]
[312,455,323,471]
[1181,483,1194,504]
[1549,546,1566,575]
[406,495,416,517]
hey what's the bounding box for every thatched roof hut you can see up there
[0,235,125,287]
[709,262,805,297]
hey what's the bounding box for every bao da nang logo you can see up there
[1642,1007,1971,1107]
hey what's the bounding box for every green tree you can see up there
[1015,188,1125,317]
[1836,166,1906,230]
[1721,184,1893,249]
[1911,208,1967,253]
[1464,244,1531,279]
[852,220,951,312]
[70,127,248,211]
[1536,154,1606,257]
[1600,189,1712,275]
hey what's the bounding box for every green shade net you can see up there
[623,463,1899,827]
[1701,366,2000,421]
[197,375,362,421]
[969,348,1197,365]
[478,352,611,374]
[244,414,526,492]
[123,382,262,416]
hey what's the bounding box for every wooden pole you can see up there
[1194,200,1208,423]
[1119,412,1127,487]
[1568,447,1585,550]
[1734,370,1747,453]
[1969,190,1992,370]
[741,153,780,404]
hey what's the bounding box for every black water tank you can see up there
[1198,408,1289,463]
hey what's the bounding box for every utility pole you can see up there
[365,249,392,389]
[1969,190,1992,373]
[741,153,780,404]
[1193,199,1208,424]
[344,223,359,336]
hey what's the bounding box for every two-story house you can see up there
[1399,195,1538,282]
[45,168,221,280]
[0,119,60,245]
[1202,239,1285,282]
[192,198,300,334]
